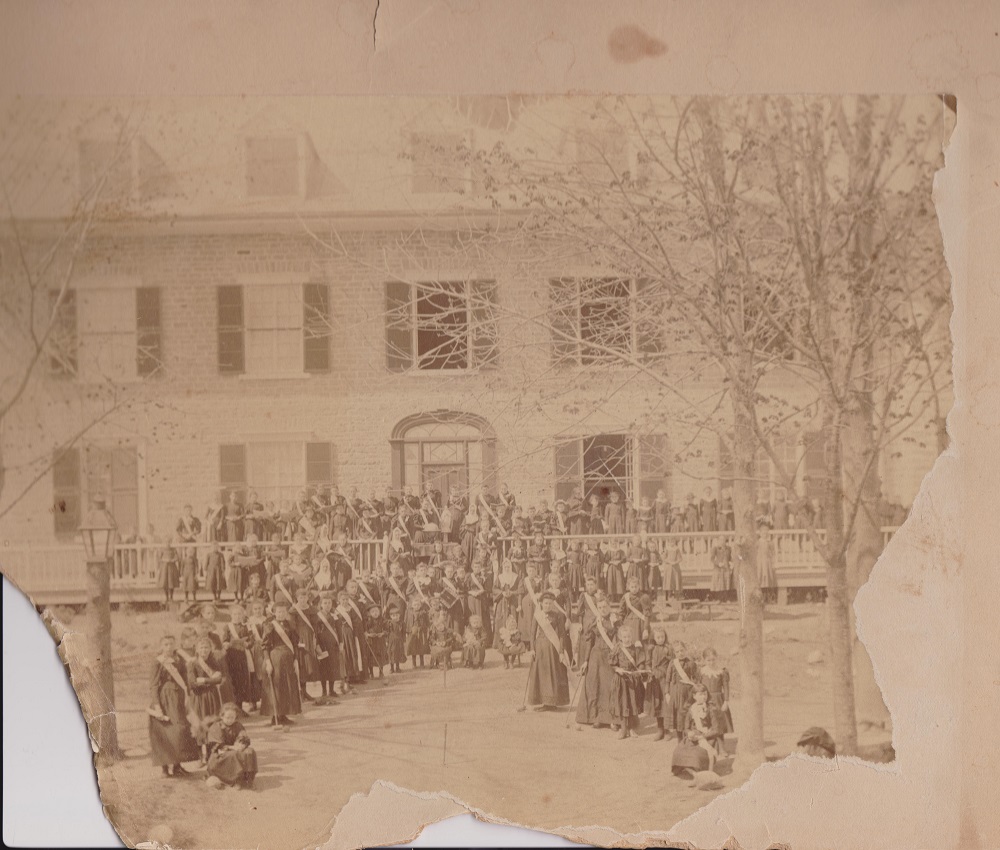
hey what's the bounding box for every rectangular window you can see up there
[77,288,138,382]
[245,136,299,198]
[754,438,799,503]
[136,287,162,377]
[302,283,331,373]
[802,431,830,501]
[52,444,139,538]
[305,442,333,486]
[217,286,245,374]
[244,285,302,376]
[246,442,304,504]
[554,434,645,503]
[219,444,247,502]
[383,281,499,372]
[549,278,663,366]
[48,289,78,376]
[52,447,81,538]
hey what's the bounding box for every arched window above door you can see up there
[389,410,496,501]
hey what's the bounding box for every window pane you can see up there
[416,282,468,370]
[385,282,414,371]
[303,283,331,373]
[469,280,499,367]
[423,441,463,464]
[554,439,582,481]
[217,287,244,373]
[78,289,137,381]
[247,442,304,503]
[219,444,246,487]
[48,289,78,376]
[580,278,630,364]
[305,442,332,484]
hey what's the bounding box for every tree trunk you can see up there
[731,381,765,768]
[842,392,891,729]
[823,408,859,755]
[80,557,122,764]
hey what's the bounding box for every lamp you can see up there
[79,498,118,561]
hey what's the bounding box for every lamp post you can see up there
[78,498,123,763]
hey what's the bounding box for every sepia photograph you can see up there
[0,92,953,849]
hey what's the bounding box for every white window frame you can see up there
[235,275,312,380]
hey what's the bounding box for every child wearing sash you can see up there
[313,592,344,699]
[205,703,258,789]
[335,590,365,685]
[221,604,256,714]
[643,623,674,741]
[260,598,302,726]
[575,593,618,730]
[668,641,699,740]
[610,624,645,739]
[148,634,199,778]
[618,575,653,645]
[245,599,273,718]
[187,636,225,763]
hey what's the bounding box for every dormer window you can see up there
[245,136,301,198]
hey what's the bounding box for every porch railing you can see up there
[1,527,899,601]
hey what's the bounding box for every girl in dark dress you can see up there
[205,703,258,788]
[386,604,407,673]
[525,593,570,710]
[610,625,645,739]
[492,561,521,648]
[186,636,225,763]
[668,642,700,740]
[698,646,734,749]
[147,635,199,778]
[642,624,674,741]
[260,599,303,726]
[157,541,180,606]
[221,604,255,712]
[575,594,617,729]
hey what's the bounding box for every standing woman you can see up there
[260,598,303,726]
[575,593,618,729]
[756,521,777,604]
[157,536,181,608]
[525,592,571,711]
[148,635,199,778]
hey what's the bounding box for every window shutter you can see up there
[136,287,162,377]
[303,283,331,373]
[634,278,665,358]
[48,289,78,376]
[52,447,81,537]
[554,439,582,502]
[385,282,414,372]
[219,444,247,501]
[549,278,579,366]
[469,280,499,368]
[305,442,333,485]
[638,434,671,502]
[217,286,245,374]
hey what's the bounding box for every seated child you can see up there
[205,702,258,789]
[428,612,460,670]
[497,613,525,669]
[685,683,718,770]
[462,614,487,669]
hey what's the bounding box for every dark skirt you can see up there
[611,673,645,720]
[206,560,227,595]
[406,625,429,656]
[149,682,199,766]
[644,674,670,719]
[267,645,302,716]
[526,639,569,707]
[188,686,223,744]
[225,646,254,705]
[207,745,258,786]
[667,681,692,731]
[576,646,616,725]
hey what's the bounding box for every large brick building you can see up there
[0,97,943,545]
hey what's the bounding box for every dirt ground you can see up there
[88,600,892,850]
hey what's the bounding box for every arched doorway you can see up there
[390,411,496,502]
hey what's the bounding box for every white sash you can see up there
[271,620,296,653]
[623,593,648,622]
[158,657,188,693]
[228,623,255,673]
[316,611,342,646]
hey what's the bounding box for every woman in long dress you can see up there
[260,599,303,726]
[148,635,199,778]
[575,595,618,728]
[525,593,570,710]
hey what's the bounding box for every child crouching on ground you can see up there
[205,702,258,789]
